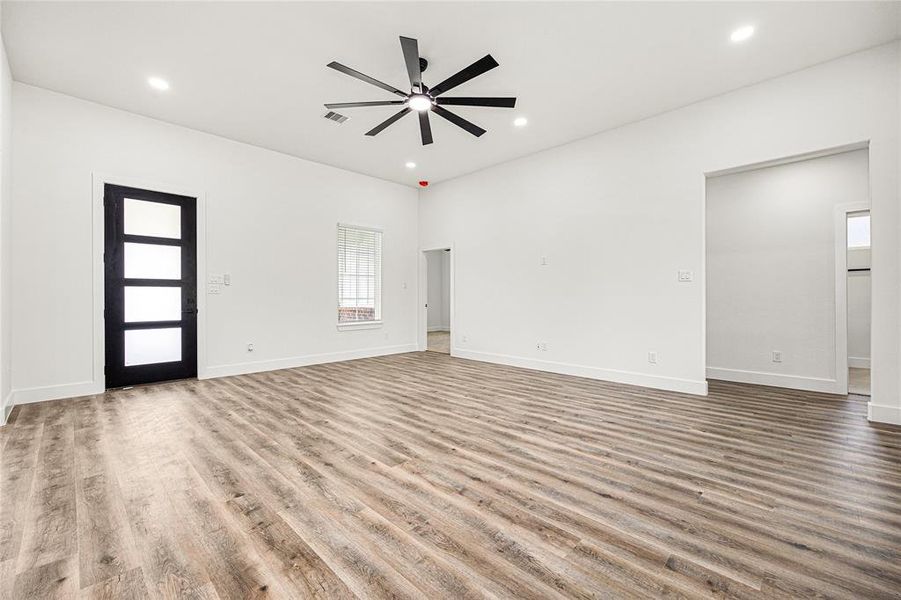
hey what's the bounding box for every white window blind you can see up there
[337,225,382,324]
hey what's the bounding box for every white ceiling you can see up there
[4,2,900,186]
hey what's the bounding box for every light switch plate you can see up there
[678,270,693,282]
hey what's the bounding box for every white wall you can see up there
[706,149,868,392]
[0,12,11,423]
[896,40,901,416]
[426,249,449,331]
[419,42,900,422]
[848,246,871,367]
[10,83,419,405]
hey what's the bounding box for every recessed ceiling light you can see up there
[514,117,528,127]
[147,76,170,91]
[730,25,755,43]
[405,162,416,169]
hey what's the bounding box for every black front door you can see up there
[104,184,197,388]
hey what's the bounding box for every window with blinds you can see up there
[337,224,382,325]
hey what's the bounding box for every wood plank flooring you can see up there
[426,331,450,354]
[1,351,900,599]
[849,367,871,396]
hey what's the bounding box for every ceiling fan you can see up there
[324,36,516,145]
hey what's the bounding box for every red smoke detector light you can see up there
[419,180,429,187]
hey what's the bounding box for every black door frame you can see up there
[104,184,198,388]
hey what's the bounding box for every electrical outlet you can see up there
[247,343,254,353]
[772,350,782,363]
[648,351,658,364]
[678,270,693,282]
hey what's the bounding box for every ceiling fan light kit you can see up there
[325,36,517,145]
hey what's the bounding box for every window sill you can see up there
[337,321,383,331]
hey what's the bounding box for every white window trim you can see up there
[337,320,383,331]
[336,222,383,330]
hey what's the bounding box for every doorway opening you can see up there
[424,248,451,354]
[705,146,870,395]
[104,184,198,388]
[846,210,871,396]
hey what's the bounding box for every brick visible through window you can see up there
[337,307,376,322]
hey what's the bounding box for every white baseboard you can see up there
[10,380,103,406]
[202,343,418,379]
[2,393,12,425]
[706,367,841,394]
[848,357,871,369]
[3,344,418,411]
[453,349,708,395]
[868,402,901,425]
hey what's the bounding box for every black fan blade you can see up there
[429,55,499,96]
[324,100,405,109]
[327,62,407,97]
[419,111,433,145]
[400,36,422,93]
[432,105,486,137]
[365,107,412,136]
[436,97,516,108]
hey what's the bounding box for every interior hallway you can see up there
[427,331,450,354]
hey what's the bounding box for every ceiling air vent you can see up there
[323,111,349,124]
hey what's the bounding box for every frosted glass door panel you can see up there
[125,328,182,366]
[105,184,197,387]
[124,287,181,322]
[124,198,181,239]
[124,243,181,279]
